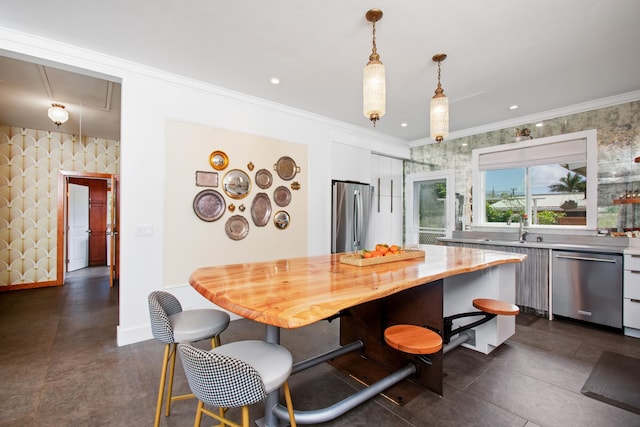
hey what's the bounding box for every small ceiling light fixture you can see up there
[430,53,449,142]
[48,103,69,127]
[363,8,385,127]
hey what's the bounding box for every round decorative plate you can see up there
[273,210,290,230]
[193,189,225,222]
[209,150,229,170]
[225,215,250,240]
[251,193,272,227]
[273,186,291,207]
[274,156,300,181]
[255,169,273,189]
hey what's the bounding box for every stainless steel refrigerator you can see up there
[331,180,374,253]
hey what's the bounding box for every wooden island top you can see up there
[189,245,526,329]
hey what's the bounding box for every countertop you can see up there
[189,245,526,329]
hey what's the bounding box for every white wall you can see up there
[0,27,410,346]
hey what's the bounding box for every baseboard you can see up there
[117,324,153,347]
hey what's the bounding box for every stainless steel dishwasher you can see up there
[552,250,623,328]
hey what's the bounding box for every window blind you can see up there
[478,138,587,171]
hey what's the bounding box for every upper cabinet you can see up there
[371,154,403,203]
[331,142,371,184]
[371,154,404,244]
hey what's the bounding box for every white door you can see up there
[405,170,455,246]
[68,183,89,271]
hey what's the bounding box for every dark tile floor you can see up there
[2,266,640,426]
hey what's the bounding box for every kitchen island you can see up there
[190,245,526,426]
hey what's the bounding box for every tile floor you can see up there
[1,266,640,426]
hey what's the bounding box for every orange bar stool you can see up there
[384,324,443,365]
[444,298,519,345]
[148,291,230,427]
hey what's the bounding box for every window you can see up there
[472,130,597,229]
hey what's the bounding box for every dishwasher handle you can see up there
[554,254,617,263]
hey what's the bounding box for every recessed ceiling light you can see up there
[509,105,518,110]
[400,123,408,127]
[536,122,544,127]
[270,77,280,85]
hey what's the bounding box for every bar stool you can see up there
[444,298,519,346]
[384,324,443,365]
[148,291,230,427]
[178,341,297,427]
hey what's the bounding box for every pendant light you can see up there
[430,53,449,142]
[363,9,385,127]
[48,103,69,127]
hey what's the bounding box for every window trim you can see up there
[471,129,597,230]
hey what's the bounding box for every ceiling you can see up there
[0,0,639,143]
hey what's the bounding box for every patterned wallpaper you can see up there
[0,126,120,287]
[409,100,640,230]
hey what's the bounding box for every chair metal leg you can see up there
[283,381,296,427]
[194,400,205,427]
[154,343,170,427]
[165,343,177,416]
[242,406,250,427]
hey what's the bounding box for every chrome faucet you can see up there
[507,213,527,242]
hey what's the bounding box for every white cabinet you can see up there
[331,142,371,183]
[624,253,640,338]
[370,154,403,245]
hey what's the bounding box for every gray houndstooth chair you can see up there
[178,341,297,427]
[148,291,230,427]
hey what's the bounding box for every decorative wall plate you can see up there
[274,156,300,181]
[225,215,250,240]
[195,170,218,187]
[251,193,272,227]
[255,169,273,189]
[273,186,291,207]
[222,169,252,199]
[273,210,290,230]
[193,189,225,222]
[209,150,229,170]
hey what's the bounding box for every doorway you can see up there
[57,171,120,287]
[405,170,456,245]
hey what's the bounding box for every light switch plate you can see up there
[136,224,153,236]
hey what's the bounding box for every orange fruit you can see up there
[376,244,389,254]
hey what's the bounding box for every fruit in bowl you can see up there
[362,243,404,258]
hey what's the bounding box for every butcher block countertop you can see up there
[189,244,526,329]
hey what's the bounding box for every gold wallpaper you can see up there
[0,126,120,287]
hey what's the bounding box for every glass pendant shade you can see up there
[363,60,386,124]
[48,104,69,126]
[430,95,449,142]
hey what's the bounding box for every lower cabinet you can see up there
[624,253,640,337]
[442,242,549,315]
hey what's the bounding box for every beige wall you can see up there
[163,121,308,286]
[0,126,120,287]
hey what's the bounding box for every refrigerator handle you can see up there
[354,190,362,250]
